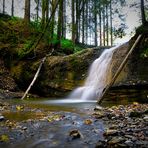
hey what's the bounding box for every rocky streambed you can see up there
[0,99,148,148]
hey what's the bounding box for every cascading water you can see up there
[69,45,120,100]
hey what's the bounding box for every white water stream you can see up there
[69,45,120,100]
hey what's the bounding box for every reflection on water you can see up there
[2,98,97,122]
[2,87,148,122]
[41,99,97,108]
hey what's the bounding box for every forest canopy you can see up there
[0,0,148,48]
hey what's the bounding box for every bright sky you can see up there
[113,1,141,44]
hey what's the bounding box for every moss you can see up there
[136,25,148,34]
[11,63,23,80]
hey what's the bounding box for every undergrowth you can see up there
[0,14,83,60]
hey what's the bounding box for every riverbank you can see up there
[0,99,147,147]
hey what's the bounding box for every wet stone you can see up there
[124,140,134,147]
[93,112,105,118]
[0,115,5,121]
[69,129,81,140]
[124,135,136,140]
[95,140,106,148]
[94,105,103,111]
[104,129,118,136]
[117,143,128,147]
[108,136,125,145]
[22,127,27,130]
[143,116,148,121]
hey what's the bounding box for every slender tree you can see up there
[82,0,85,44]
[50,0,56,40]
[103,4,106,46]
[11,0,14,16]
[62,0,66,38]
[45,0,49,23]
[35,0,40,21]
[72,0,75,42]
[57,0,63,45]
[106,4,109,46]
[94,0,98,46]
[85,0,88,44]
[41,0,46,27]
[99,2,102,46]
[24,0,31,23]
[110,0,113,46]
[3,0,5,14]
[141,0,146,25]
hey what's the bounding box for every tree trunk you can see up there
[11,0,14,16]
[41,0,46,27]
[57,0,63,45]
[50,0,56,40]
[46,0,49,23]
[141,0,146,25]
[99,2,102,46]
[82,0,85,44]
[85,0,88,44]
[75,0,79,43]
[103,6,106,46]
[36,0,39,21]
[62,0,66,38]
[72,0,75,43]
[94,0,98,46]
[3,0,5,14]
[24,0,31,23]
[106,5,109,46]
[110,0,113,46]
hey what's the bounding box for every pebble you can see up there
[94,105,103,111]
[124,140,134,147]
[124,135,135,139]
[143,116,148,121]
[108,136,125,145]
[22,127,27,130]
[0,115,5,121]
[104,129,118,136]
[69,129,81,140]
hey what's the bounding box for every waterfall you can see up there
[69,45,120,100]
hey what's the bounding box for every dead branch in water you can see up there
[21,49,54,100]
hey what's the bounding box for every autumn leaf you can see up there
[16,105,24,111]
[47,114,62,122]
[0,135,9,142]
[84,119,93,125]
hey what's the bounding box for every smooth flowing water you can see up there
[69,46,119,100]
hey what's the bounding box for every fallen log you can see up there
[21,50,54,100]
[98,34,142,104]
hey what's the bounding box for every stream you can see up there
[0,91,148,148]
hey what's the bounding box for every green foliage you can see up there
[61,39,74,49]
[136,25,148,34]
[0,14,84,61]
[47,37,83,54]
[30,19,42,32]
[17,40,34,59]
[141,47,148,58]
[113,27,126,38]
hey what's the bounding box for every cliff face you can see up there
[1,34,148,98]
[11,47,104,97]
[111,35,148,87]
[0,59,17,91]
[12,36,148,98]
